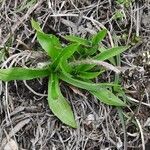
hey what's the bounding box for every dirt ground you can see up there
[0,0,150,150]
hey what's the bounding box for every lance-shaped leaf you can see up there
[36,32,61,59]
[59,63,119,91]
[31,19,61,59]
[0,68,50,81]
[98,47,116,65]
[48,73,77,128]
[64,35,90,47]
[75,46,129,72]
[51,43,79,71]
[31,18,43,32]
[87,29,107,55]
[91,29,107,46]
[94,46,129,61]
[77,71,101,79]
[90,89,126,106]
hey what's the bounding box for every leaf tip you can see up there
[31,18,42,32]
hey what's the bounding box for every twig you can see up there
[136,2,140,37]
[1,0,44,46]
[135,118,145,150]
[127,96,150,107]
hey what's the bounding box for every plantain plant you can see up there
[0,19,129,128]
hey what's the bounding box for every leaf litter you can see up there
[0,0,150,149]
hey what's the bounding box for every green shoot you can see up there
[0,19,129,128]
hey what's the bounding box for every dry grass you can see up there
[0,0,150,149]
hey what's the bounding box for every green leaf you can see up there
[59,64,119,91]
[92,29,107,46]
[75,64,95,72]
[86,29,107,56]
[48,73,77,128]
[94,46,129,61]
[90,89,126,106]
[77,71,101,79]
[51,43,79,71]
[75,46,129,72]
[64,35,90,47]
[60,44,80,60]
[36,31,61,59]
[59,64,125,106]
[59,44,80,72]
[0,68,50,81]
[98,47,116,65]
[60,73,119,91]
[31,18,42,32]
[31,19,61,59]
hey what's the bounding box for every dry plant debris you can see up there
[0,0,150,149]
